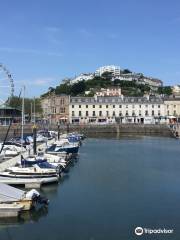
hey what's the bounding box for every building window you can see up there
[119,111,122,116]
[60,107,65,113]
[113,111,115,116]
[86,105,88,108]
[99,105,102,108]
[174,105,176,108]
[139,105,141,108]
[174,110,176,116]
[132,111,135,116]
[86,111,88,116]
[99,111,102,117]
[145,110,148,116]
[93,111,95,116]
[158,105,160,108]
[60,98,65,105]
[79,111,81,116]
[139,110,141,116]
[79,105,81,108]
[72,105,74,108]
[152,105,154,108]
[72,111,74,117]
[145,105,148,108]
[126,111,128,116]
[106,111,109,116]
[106,105,108,108]
[132,105,135,109]
[158,110,160,116]
[126,105,128,108]
[152,110,154,116]
[167,110,169,115]
[113,105,115,108]
[93,105,95,108]
[119,105,122,108]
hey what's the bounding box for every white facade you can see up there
[95,87,122,97]
[70,73,94,84]
[95,65,121,77]
[139,77,163,88]
[69,96,166,124]
[172,85,180,94]
[164,98,180,117]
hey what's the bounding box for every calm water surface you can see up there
[0,136,180,240]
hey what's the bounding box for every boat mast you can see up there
[34,97,36,124]
[21,85,25,157]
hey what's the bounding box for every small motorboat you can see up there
[0,183,49,211]
[0,146,19,158]
[0,203,24,218]
[46,140,79,154]
[26,134,47,143]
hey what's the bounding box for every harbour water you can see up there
[0,135,180,239]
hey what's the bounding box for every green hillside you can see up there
[41,76,172,97]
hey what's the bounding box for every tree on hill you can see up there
[158,86,172,95]
[121,69,132,74]
[55,83,71,95]
[101,71,113,80]
[71,81,86,96]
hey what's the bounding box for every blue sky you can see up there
[0,0,180,97]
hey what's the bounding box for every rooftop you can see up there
[70,96,163,104]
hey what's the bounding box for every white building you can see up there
[164,97,180,123]
[95,87,122,97]
[172,85,180,94]
[69,96,166,124]
[95,65,121,77]
[70,73,94,84]
[138,77,163,89]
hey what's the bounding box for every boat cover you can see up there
[0,183,25,202]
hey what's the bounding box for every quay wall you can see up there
[57,124,173,137]
[0,124,173,138]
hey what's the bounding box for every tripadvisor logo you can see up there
[135,226,174,236]
[135,227,143,236]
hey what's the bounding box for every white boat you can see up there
[0,183,48,211]
[0,142,26,153]
[0,203,24,218]
[0,146,19,158]
[55,139,79,147]
[6,164,58,177]
[26,134,47,143]
[0,175,59,187]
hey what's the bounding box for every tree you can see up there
[71,81,86,96]
[121,69,132,74]
[101,71,113,80]
[158,86,172,95]
[55,83,71,95]
[8,96,42,115]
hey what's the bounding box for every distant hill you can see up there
[41,74,171,98]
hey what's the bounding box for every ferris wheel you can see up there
[0,63,14,104]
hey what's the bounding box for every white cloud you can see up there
[79,28,93,38]
[16,77,56,87]
[45,26,61,33]
[0,47,62,57]
[45,26,62,45]
[108,33,119,39]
